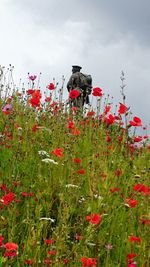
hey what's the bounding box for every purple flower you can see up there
[29,75,37,81]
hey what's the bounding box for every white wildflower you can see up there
[87,242,96,246]
[78,197,86,203]
[65,184,80,188]
[17,127,23,131]
[93,194,103,200]
[38,150,50,157]
[42,158,58,165]
[39,217,55,222]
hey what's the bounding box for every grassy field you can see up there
[0,74,150,266]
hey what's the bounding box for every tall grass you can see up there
[0,68,149,266]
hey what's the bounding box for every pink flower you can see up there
[2,104,12,111]
[105,244,113,250]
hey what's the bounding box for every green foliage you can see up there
[0,99,149,267]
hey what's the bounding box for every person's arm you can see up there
[67,75,75,91]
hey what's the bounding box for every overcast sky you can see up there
[0,0,150,132]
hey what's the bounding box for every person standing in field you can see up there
[67,65,92,108]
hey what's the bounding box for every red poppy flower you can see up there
[80,257,97,267]
[1,192,15,205]
[129,116,142,127]
[4,242,18,251]
[26,89,35,95]
[75,233,83,240]
[4,251,17,257]
[47,250,57,255]
[106,136,111,142]
[71,128,81,136]
[32,124,40,132]
[21,192,34,197]
[86,213,102,225]
[104,114,115,125]
[92,87,103,97]
[77,169,86,174]
[0,235,4,246]
[73,158,82,163]
[143,135,148,139]
[71,106,78,112]
[66,121,75,129]
[32,90,42,99]
[87,111,95,117]
[63,259,70,264]
[104,105,111,115]
[110,187,120,193]
[128,236,141,243]
[140,218,150,225]
[29,97,40,107]
[69,89,80,99]
[133,184,149,195]
[114,169,122,176]
[43,258,53,265]
[45,239,54,245]
[125,198,138,208]
[51,148,63,158]
[47,83,55,90]
[24,259,34,265]
[118,103,128,114]
[127,253,137,259]
[0,184,10,192]
[50,101,58,107]
[45,97,52,102]
[134,136,142,142]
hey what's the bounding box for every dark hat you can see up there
[72,65,82,70]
